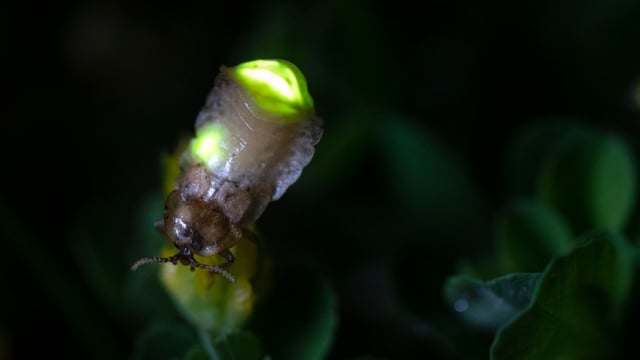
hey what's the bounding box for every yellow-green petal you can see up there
[159,237,260,336]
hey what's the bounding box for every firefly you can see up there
[132,59,323,282]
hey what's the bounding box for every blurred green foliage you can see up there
[4,0,640,359]
[491,232,636,359]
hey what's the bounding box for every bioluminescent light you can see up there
[231,59,314,117]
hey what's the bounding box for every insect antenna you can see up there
[189,260,236,283]
[131,253,236,283]
[131,254,182,270]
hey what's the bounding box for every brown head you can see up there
[131,190,237,282]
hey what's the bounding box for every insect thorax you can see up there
[175,164,273,226]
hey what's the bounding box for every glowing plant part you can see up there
[231,59,314,116]
[190,123,228,169]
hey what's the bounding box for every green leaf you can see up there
[538,131,637,232]
[590,135,637,229]
[249,263,337,360]
[186,331,265,360]
[297,107,375,197]
[124,194,178,323]
[504,118,590,197]
[506,119,637,233]
[132,322,196,360]
[124,263,179,324]
[496,199,573,273]
[183,346,209,360]
[213,331,265,360]
[490,232,636,360]
[378,115,488,244]
[455,253,509,281]
[444,273,541,331]
[383,115,491,317]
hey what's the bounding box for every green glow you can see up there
[190,123,227,168]
[231,59,314,117]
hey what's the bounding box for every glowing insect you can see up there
[132,59,323,282]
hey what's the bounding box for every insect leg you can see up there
[231,224,260,244]
[219,249,235,269]
[242,227,260,244]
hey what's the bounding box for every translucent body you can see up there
[183,67,323,225]
[131,60,322,281]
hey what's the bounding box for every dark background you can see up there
[3,0,640,359]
